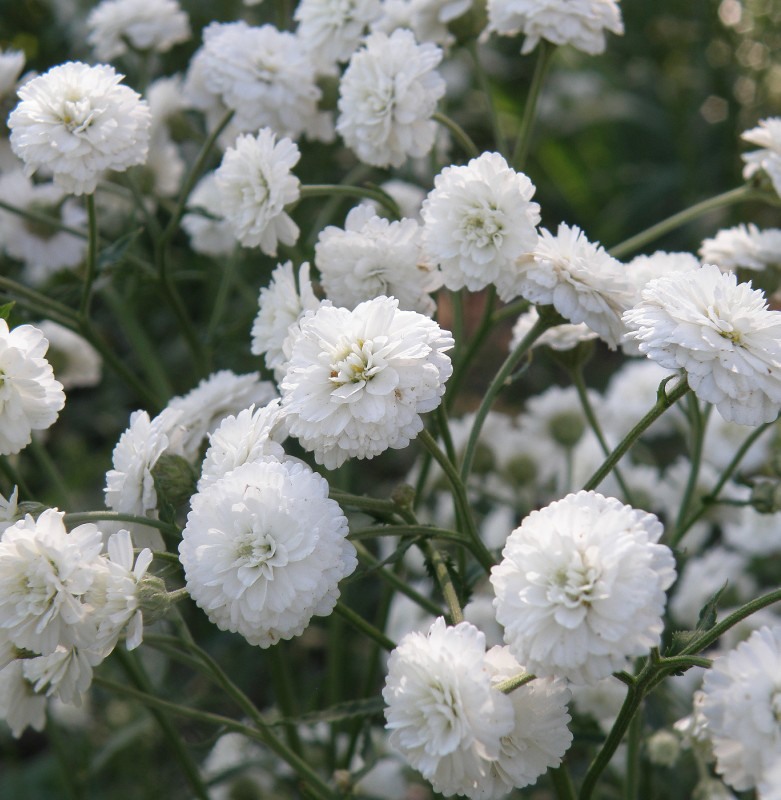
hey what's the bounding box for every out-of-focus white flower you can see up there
[421,152,540,295]
[624,250,701,302]
[22,645,100,706]
[0,320,66,456]
[142,76,186,199]
[198,400,287,491]
[0,170,86,283]
[281,296,453,469]
[0,48,25,100]
[9,62,151,196]
[487,0,624,55]
[250,261,321,383]
[337,29,445,167]
[0,509,104,655]
[0,660,47,737]
[700,224,781,272]
[383,618,515,798]
[723,505,781,556]
[700,626,781,794]
[742,117,781,197]
[513,223,633,348]
[570,675,627,733]
[295,0,381,74]
[0,488,19,535]
[491,490,676,684]
[179,459,356,647]
[510,305,598,352]
[181,173,235,257]
[35,321,101,390]
[623,264,781,426]
[215,129,300,256]
[316,204,441,315]
[199,21,322,139]
[699,411,773,474]
[371,0,471,48]
[86,0,190,60]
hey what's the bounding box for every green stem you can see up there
[0,457,32,499]
[433,111,480,159]
[0,276,78,325]
[625,710,642,800]
[583,378,690,491]
[206,250,238,344]
[609,185,758,259]
[268,645,304,755]
[80,194,99,319]
[550,765,577,800]
[63,511,179,536]
[0,197,86,239]
[349,524,470,546]
[494,672,535,694]
[28,437,71,509]
[300,184,400,219]
[423,540,463,624]
[512,41,554,171]
[467,40,506,155]
[334,601,396,651]
[673,395,706,537]
[329,490,402,520]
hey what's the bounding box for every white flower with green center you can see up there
[179,459,356,647]
[623,264,781,426]
[491,490,676,684]
[281,296,453,469]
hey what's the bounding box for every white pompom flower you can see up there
[383,618,515,799]
[487,0,624,55]
[623,264,781,426]
[8,62,151,196]
[421,152,540,295]
[700,626,781,795]
[0,320,66,456]
[86,0,190,61]
[215,129,301,256]
[700,223,781,273]
[337,29,445,168]
[742,117,781,198]
[179,459,356,647]
[490,490,676,684]
[281,296,454,469]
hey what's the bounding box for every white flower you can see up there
[570,675,627,733]
[199,21,321,139]
[250,261,321,382]
[0,48,25,100]
[624,250,701,302]
[316,204,441,314]
[215,129,301,255]
[371,0,471,48]
[35,321,101,390]
[487,0,624,55]
[281,296,453,469]
[421,152,540,294]
[700,224,781,272]
[482,646,572,795]
[0,320,66,456]
[0,509,104,655]
[198,400,287,491]
[491,490,676,684]
[383,618,515,799]
[0,660,47,737]
[0,169,86,282]
[700,626,781,794]
[373,179,427,220]
[181,173,236,257]
[742,117,781,197]
[0,487,19,535]
[22,645,100,705]
[8,62,151,195]
[510,305,597,352]
[336,29,445,168]
[513,223,634,348]
[86,0,190,60]
[723,505,781,556]
[295,0,381,74]
[623,264,781,426]
[164,370,277,462]
[179,459,356,647]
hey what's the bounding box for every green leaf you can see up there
[0,301,15,321]
[695,583,728,632]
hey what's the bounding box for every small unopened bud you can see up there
[548,412,585,448]
[750,479,781,514]
[505,454,537,486]
[646,729,681,767]
[137,575,175,625]
[152,453,197,518]
[391,483,416,510]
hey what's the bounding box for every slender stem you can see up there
[334,601,396,651]
[0,276,78,324]
[63,510,179,536]
[348,524,470,546]
[0,197,86,239]
[583,378,690,491]
[268,645,304,754]
[495,672,535,694]
[329,490,402,520]
[0,458,32,499]
[550,765,577,800]
[300,184,400,219]
[435,404,458,472]
[673,395,706,537]
[609,185,758,259]
[206,251,238,343]
[625,711,642,800]
[422,540,463,624]
[433,111,480,159]
[467,40,506,155]
[29,436,71,509]
[80,194,99,319]
[512,41,554,171]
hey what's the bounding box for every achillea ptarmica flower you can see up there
[490,490,676,684]
[0,320,66,456]
[281,296,454,469]
[700,223,781,272]
[214,129,301,256]
[511,223,633,347]
[0,48,25,100]
[181,173,235,258]
[510,305,597,353]
[336,29,445,168]
[86,0,190,61]
[8,62,151,196]
[383,618,515,798]
[179,459,356,647]
[421,152,540,295]
[742,117,781,197]
[316,204,441,315]
[487,0,624,55]
[623,264,781,426]
[700,626,781,796]
[35,321,101,390]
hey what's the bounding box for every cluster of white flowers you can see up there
[0,510,151,736]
